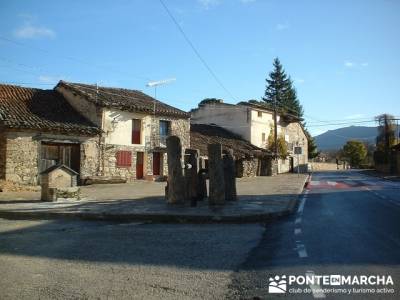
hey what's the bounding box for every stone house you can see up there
[191,100,308,173]
[0,81,190,185]
[0,84,100,185]
[190,123,272,177]
[55,81,190,182]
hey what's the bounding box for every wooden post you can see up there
[208,143,225,205]
[166,136,185,204]
[223,149,237,201]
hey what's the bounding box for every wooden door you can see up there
[153,152,161,176]
[136,152,144,179]
[40,143,80,173]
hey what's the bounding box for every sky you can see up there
[0,0,399,136]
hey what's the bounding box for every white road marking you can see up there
[295,217,302,224]
[294,228,302,235]
[306,271,326,298]
[296,242,308,258]
[297,198,306,214]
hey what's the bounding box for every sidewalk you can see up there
[0,174,309,223]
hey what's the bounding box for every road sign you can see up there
[294,146,302,155]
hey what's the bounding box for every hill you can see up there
[314,126,378,151]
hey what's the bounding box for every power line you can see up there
[0,81,55,86]
[306,120,377,127]
[158,0,238,102]
[59,82,190,106]
[0,35,151,82]
[321,131,377,140]
[306,117,379,124]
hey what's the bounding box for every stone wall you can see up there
[310,162,339,171]
[0,132,6,179]
[3,131,39,185]
[278,158,290,173]
[80,136,100,179]
[2,130,99,185]
[101,144,169,181]
[279,122,309,173]
[235,158,258,177]
[242,159,258,177]
[170,118,190,150]
[103,144,140,181]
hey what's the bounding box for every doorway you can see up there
[40,143,80,173]
[153,152,161,176]
[136,152,144,179]
[289,157,294,173]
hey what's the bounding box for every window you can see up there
[262,133,266,142]
[257,111,262,117]
[116,151,132,167]
[159,120,170,137]
[132,119,141,144]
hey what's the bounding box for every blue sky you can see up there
[1,0,399,136]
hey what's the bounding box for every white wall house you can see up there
[56,81,190,182]
[191,101,308,173]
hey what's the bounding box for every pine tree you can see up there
[282,78,304,119]
[263,58,303,119]
[263,58,291,108]
[305,129,319,159]
[264,57,319,158]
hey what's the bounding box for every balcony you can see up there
[145,134,168,150]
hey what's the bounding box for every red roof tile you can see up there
[0,84,99,135]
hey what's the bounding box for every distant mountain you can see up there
[314,126,378,151]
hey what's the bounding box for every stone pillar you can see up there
[166,136,185,204]
[184,149,199,206]
[208,144,225,205]
[197,168,208,201]
[223,149,237,201]
[41,187,57,202]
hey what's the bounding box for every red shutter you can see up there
[132,131,141,144]
[132,119,141,144]
[116,151,132,167]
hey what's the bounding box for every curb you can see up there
[285,173,311,214]
[0,209,293,224]
[0,175,310,224]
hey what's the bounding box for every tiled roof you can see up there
[0,84,100,135]
[57,81,190,118]
[190,123,271,159]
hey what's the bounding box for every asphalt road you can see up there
[229,170,400,299]
[0,220,263,299]
[1,170,399,300]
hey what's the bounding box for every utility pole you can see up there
[273,94,278,160]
